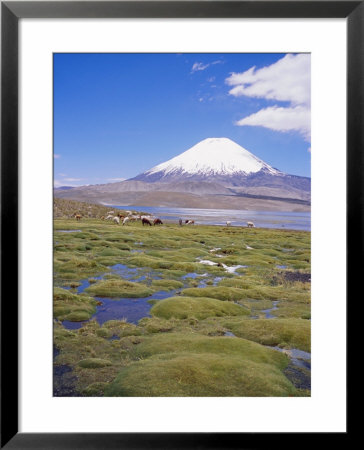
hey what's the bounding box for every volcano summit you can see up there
[55,138,310,211]
[132,138,281,183]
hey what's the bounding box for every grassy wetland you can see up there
[53,199,311,397]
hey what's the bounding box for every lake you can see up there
[112,205,311,231]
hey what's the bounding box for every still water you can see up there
[113,205,310,231]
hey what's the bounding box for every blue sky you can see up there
[54,53,311,186]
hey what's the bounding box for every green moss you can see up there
[105,352,295,397]
[96,327,112,338]
[62,281,81,288]
[224,318,311,352]
[85,279,154,298]
[138,317,174,333]
[130,332,288,368]
[64,311,94,322]
[151,296,249,320]
[103,320,142,337]
[182,286,247,302]
[82,382,109,396]
[53,215,310,397]
[53,287,96,322]
[151,279,184,290]
[78,358,112,368]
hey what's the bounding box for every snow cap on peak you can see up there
[146,137,280,177]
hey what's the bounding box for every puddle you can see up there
[283,364,311,390]
[261,300,279,318]
[270,347,311,369]
[182,272,223,288]
[108,334,120,341]
[112,264,148,281]
[224,331,236,337]
[276,265,288,269]
[182,272,208,280]
[53,346,80,397]
[60,262,169,329]
[267,345,311,390]
[62,287,179,329]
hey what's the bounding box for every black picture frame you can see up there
[1,1,356,448]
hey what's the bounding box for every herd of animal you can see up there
[97,211,164,226]
[73,212,255,228]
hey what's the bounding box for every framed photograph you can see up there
[2,1,356,447]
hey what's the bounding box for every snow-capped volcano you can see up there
[135,138,281,182]
[55,137,310,210]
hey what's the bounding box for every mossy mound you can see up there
[138,317,174,333]
[224,318,311,352]
[130,332,288,368]
[53,287,97,322]
[82,382,109,396]
[78,358,112,368]
[182,286,247,302]
[151,279,184,291]
[105,352,295,397]
[151,296,249,320]
[85,279,154,298]
[103,320,142,337]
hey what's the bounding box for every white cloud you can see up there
[191,62,209,73]
[227,54,311,141]
[64,177,83,182]
[226,54,310,106]
[235,105,310,141]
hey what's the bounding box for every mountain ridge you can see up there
[54,137,310,211]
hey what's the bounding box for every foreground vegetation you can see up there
[53,200,311,397]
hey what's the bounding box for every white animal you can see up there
[226,221,231,227]
[107,211,115,215]
[247,221,255,228]
[105,214,114,220]
[122,217,130,225]
[113,216,120,225]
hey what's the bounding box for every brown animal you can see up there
[100,216,105,220]
[186,220,195,225]
[153,218,163,226]
[142,217,152,226]
[75,214,82,221]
